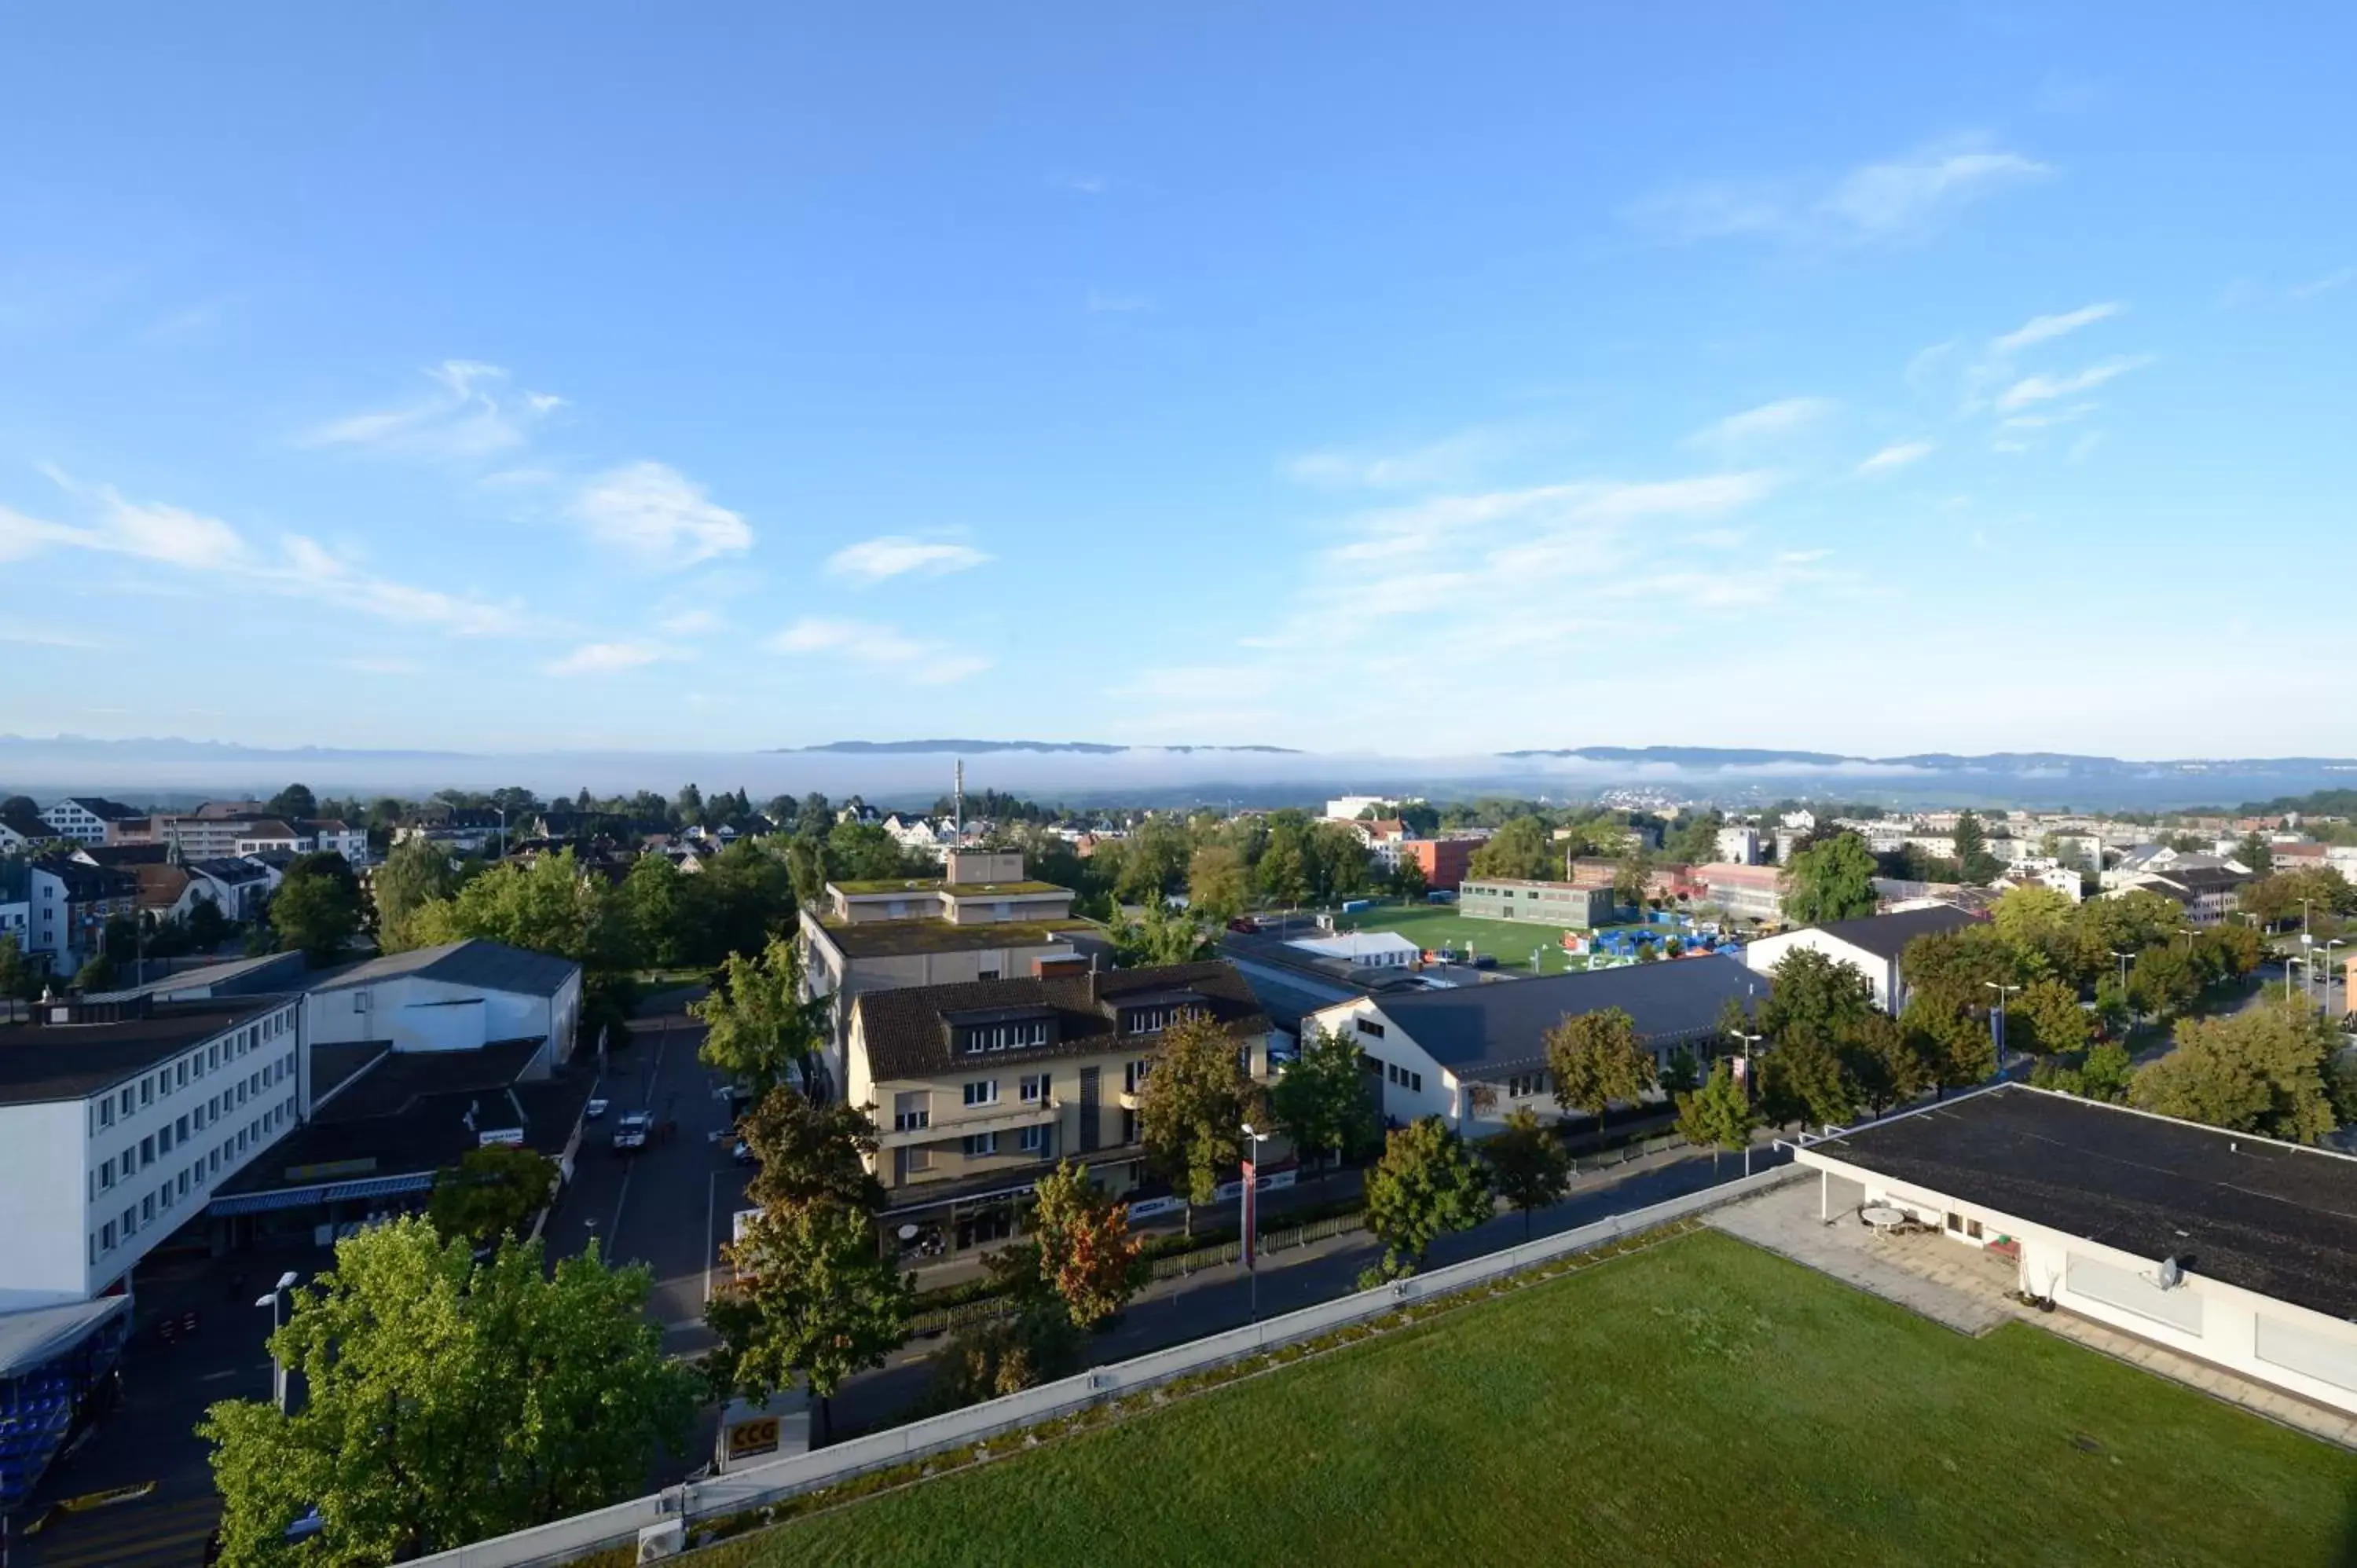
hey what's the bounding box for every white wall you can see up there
[1743,929,1901,1013]
[1302,997,1457,1127]
[306,973,571,1068]
[0,1101,90,1309]
[1813,1155,2357,1419]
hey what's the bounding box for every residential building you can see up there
[1741,904,1981,1014]
[185,858,278,921]
[1458,878,1615,930]
[37,799,142,846]
[23,858,135,976]
[302,819,370,864]
[306,940,583,1064]
[797,850,1106,1091]
[2104,865,2253,927]
[1798,1083,2357,1420]
[1283,931,1421,969]
[0,992,305,1310]
[1299,957,1762,1136]
[1402,836,1479,892]
[1323,795,1401,822]
[233,819,306,856]
[1714,826,1762,866]
[1994,865,2086,903]
[0,859,28,962]
[844,962,1277,1235]
[1353,819,1412,872]
[0,821,28,854]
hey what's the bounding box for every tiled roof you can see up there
[854,960,1268,1083]
[309,939,580,998]
[1802,904,1981,961]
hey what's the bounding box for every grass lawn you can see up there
[1336,902,1679,974]
[703,1230,2357,1568]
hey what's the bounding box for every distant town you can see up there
[2,771,2354,1563]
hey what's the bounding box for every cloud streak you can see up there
[1996,355,2155,411]
[541,641,684,677]
[304,361,563,462]
[825,537,991,582]
[1856,441,1934,475]
[1688,397,1837,450]
[1990,302,2123,355]
[564,462,753,568]
[1633,137,2050,247]
[766,617,988,684]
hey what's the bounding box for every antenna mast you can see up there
[954,758,964,844]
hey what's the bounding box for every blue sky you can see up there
[4,4,2353,759]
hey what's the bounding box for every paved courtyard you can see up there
[1710,1171,2357,1450]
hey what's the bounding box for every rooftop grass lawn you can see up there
[704,1229,2357,1568]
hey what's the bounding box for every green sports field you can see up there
[1333,902,1662,974]
[703,1229,2357,1568]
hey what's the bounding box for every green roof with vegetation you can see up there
[698,1229,2357,1567]
[829,878,1072,898]
[811,915,1100,958]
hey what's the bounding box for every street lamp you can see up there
[2109,950,2134,992]
[2321,938,2348,1016]
[1238,1122,1270,1324]
[255,1269,299,1415]
[1983,982,2022,1068]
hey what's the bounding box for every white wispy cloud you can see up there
[564,462,753,568]
[303,360,564,462]
[825,537,991,583]
[1996,355,2155,411]
[1688,397,1838,450]
[1989,301,2123,355]
[1633,137,2049,247]
[5,476,536,636]
[765,617,988,684]
[1282,425,1536,491]
[541,641,683,677]
[1856,441,1935,475]
[2288,266,2355,301]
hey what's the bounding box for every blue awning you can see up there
[207,1171,434,1216]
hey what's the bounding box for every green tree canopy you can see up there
[372,837,457,952]
[409,849,624,969]
[1545,1007,1659,1133]
[707,1200,911,1436]
[200,1219,695,1567]
[1675,1059,1760,1167]
[266,782,318,822]
[1467,816,1557,881]
[1757,1035,1857,1129]
[270,852,361,962]
[1756,946,1882,1052]
[1483,1107,1571,1239]
[425,1146,558,1248]
[1268,1024,1380,1167]
[739,1085,885,1213]
[1108,903,1216,966]
[1136,1013,1265,1233]
[695,936,829,1101]
[2011,976,2090,1057]
[2130,1001,2341,1144]
[1951,810,2002,886]
[1779,833,1879,924]
[1186,842,1250,925]
[1029,1160,1147,1329]
[1363,1116,1494,1279]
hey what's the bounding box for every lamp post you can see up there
[2321,938,2347,1016]
[1730,1029,1763,1101]
[1238,1122,1270,1324]
[1983,982,2022,1068]
[255,1269,299,1415]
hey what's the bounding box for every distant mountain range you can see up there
[2,734,2354,812]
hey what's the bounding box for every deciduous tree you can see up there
[426,1146,558,1248]
[1483,1107,1571,1239]
[372,837,456,952]
[201,1219,695,1567]
[1186,843,1250,925]
[695,936,829,1101]
[1467,816,1556,882]
[1029,1160,1147,1328]
[1268,1024,1380,1168]
[708,1200,911,1439]
[1136,1013,1263,1236]
[1362,1116,1493,1280]
[1675,1059,1759,1170]
[270,853,361,962]
[739,1086,885,1213]
[1779,833,1879,924]
[1756,1035,1856,1130]
[2130,1002,2341,1143]
[2011,977,2090,1057]
[1545,1007,1659,1134]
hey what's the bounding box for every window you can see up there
[140,1077,153,1108]
[1507,1072,1545,1100]
[101,1221,116,1251]
[158,1124,173,1154]
[1123,1059,1152,1094]
[177,1114,189,1141]
[905,1146,933,1172]
[963,1080,999,1108]
[141,1194,156,1224]
[176,1060,189,1090]
[178,1170,191,1197]
[208,1044,219,1069]
[962,1131,999,1159]
[121,1206,136,1238]
[1120,1108,1140,1145]
[120,1087,135,1117]
[1355,1017,1386,1039]
[977,969,999,983]
[354,991,369,1013]
[88,1233,98,1266]
[1019,1073,1050,1104]
[100,1156,115,1190]
[98,1097,115,1130]
[1019,1124,1047,1154]
[141,1134,156,1164]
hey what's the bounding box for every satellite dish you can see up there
[2157,1256,2183,1291]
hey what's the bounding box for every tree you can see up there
[1836,1011,1929,1116]
[694,840,800,962]
[1659,1046,1702,1097]
[1136,1012,1263,1236]
[2011,977,2090,1057]
[1951,810,2002,886]
[915,1244,1080,1415]
[739,1086,885,1212]
[1676,1060,1759,1170]
[2234,831,2272,874]
[1255,833,1309,908]
[2126,941,2200,1021]
[1756,947,1882,1052]
[0,934,35,1006]
[200,1219,695,1566]
[1268,1024,1380,1167]
[188,896,232,951]
[1186,843,1250,925]
[2129,1001,2341,1144]
[1362,1116,1493,1280]
[1901,996,1996,1097]
[269,853,361,962]
[1108,903,1215,966]
[1391,850,1429,900]
[74,951,116,991]
[1467,817,1556,882]
[409,849,621,969]
[1545,1007,1659,1134]
[427,1146,558,1248]
[695,936,828,1101]
[1780,832,1879,924]
[1028,1160,1147,1328]
[615,851,687,969]
[372,837,457,951]
[266,783,318,822]
[706,1200,911,1439]
[1756,1035,1857,1129]
[1483,1108,1571,1239]
[1991,885,2075,968]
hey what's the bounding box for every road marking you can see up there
[199,1369,239,1381]
[703,1167,722,1304]
[605,1017,674,1251]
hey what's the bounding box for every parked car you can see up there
[612,1112,654,1152]
[585,1097,610,1120]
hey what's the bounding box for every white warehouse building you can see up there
[306,940,583,1065]
[1798,1084,2357,1420]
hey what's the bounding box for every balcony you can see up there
[878,1097,1060,1149]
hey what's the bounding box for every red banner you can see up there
[1241,1157,1257,1269]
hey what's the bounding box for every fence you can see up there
[409,1158,1804,1568]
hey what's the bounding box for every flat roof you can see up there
[0,998,290,1106]
[812,914,1102,959]
[830,878,1069,897]
[1807,1084,2357,1322]
[1358,956,1763,1075]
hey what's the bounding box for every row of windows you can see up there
[1506,1072,1547,1100]
[956,1073,1055,1111]
[961,1125,1050,1160]
[960,1020,1048,1054]
[94,1052,294,1198]
[1381,1061,1424,1094]
[88,1095,295,1266]
[91,1011,295,1134]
